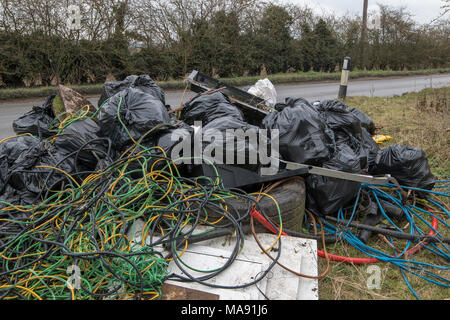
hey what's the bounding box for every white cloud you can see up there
[280,0,446,24]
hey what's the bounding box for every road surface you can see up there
[1,73,449,140]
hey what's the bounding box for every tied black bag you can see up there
[262,97,334,166]
[180,92,244,126]
[0,135,39,193]
[306,142,362,217]
[350,107,376,135]
[371,144,436,190]
[97,87,171,151]
[54,118,108,169]
[98,74,166,108]
[12,95,56,139]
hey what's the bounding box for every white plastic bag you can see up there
[247,78,277,108]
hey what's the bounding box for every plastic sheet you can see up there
[246,78,277,107]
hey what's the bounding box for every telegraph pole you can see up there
[361,0,369,69]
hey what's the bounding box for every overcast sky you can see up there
[281,0,447,24]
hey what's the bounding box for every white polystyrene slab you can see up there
[128,220,318,300]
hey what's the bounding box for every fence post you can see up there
[338,57,351,100]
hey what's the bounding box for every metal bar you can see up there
[281,159,391,184]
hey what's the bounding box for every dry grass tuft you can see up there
[346,87,450,179]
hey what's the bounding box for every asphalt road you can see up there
[1,73,449,140]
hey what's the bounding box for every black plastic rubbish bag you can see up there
[0,183,40,208]
[8,143,76,199]
[97,87,171,151]
[98,75,165,108]
[330,130,368,171]
[306,142,362,217]
[370,144,435,190]
[54,118,108,168]
[12,95,56,139]
[262,97,333,166]
[0,135,39,192]
[0,155,7,191]
[154,121,194,158]
[200,116,265,172]
[350,108,376,135]
[360,127,379,172]
[116,121,194,179]
[318,100,363,138]
[317,99,378,170]
[0,184,24,207]
[180,92,244,126]
[0,135,39,166]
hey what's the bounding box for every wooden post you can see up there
[361,0,369,68]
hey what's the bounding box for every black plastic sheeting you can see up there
[12,95,56,139]
[371,144,435,190]
[262,97,334,166]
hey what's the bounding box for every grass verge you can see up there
[1,68,449,102]
[317,86,449,300]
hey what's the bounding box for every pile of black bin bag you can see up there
[0,75,177,207]
[263,98,435,216]
[0,74,435,218]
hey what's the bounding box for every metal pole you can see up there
[338,57,351,100]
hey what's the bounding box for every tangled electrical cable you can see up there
[0,103,448,300]
[321,182,450,299]
[0,104,292,300]
[254,179,450,300]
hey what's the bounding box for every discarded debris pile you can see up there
[0,73,448,300]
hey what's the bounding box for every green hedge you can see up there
[1,68,449,102]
